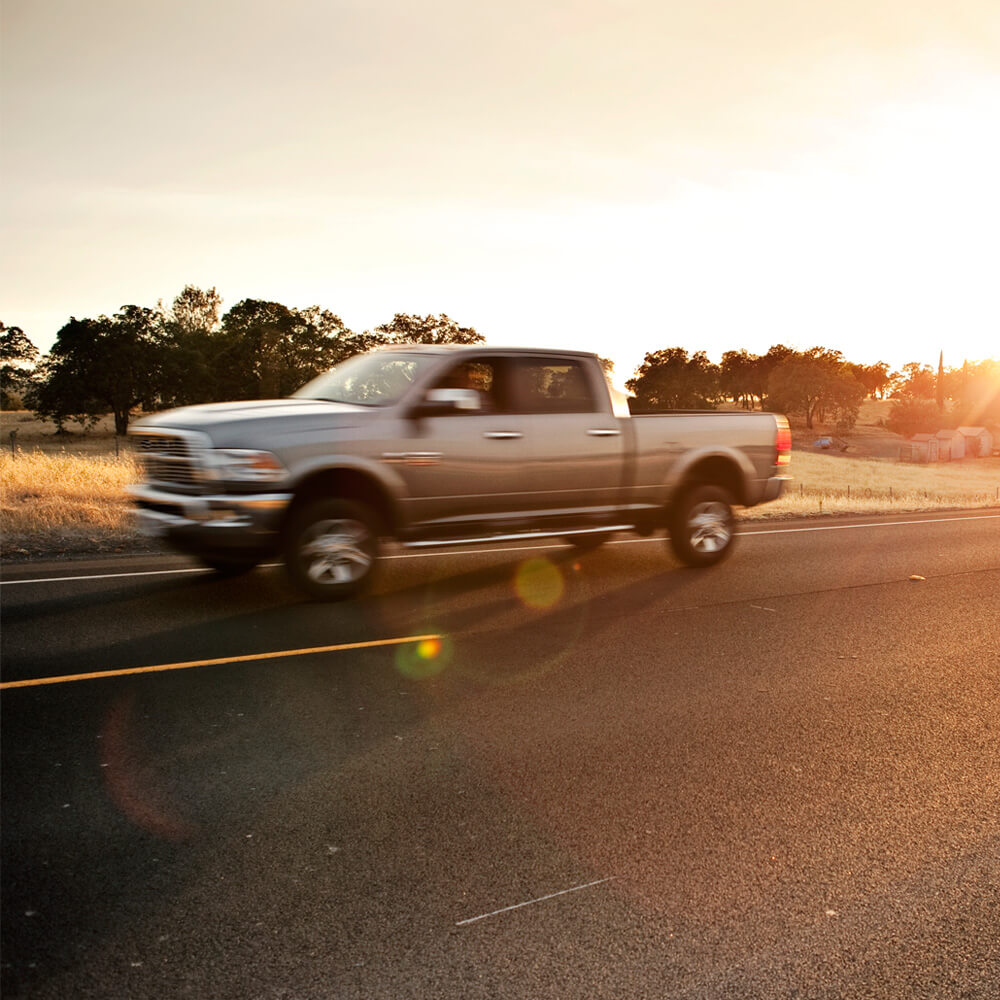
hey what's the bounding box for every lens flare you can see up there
[416,637,442,660]
[395,633,452,679]
[514,557,565,609]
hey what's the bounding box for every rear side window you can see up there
[507,359,596,414]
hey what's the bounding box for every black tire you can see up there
[198,553,262,576]
[562,532,612,552]
[668,485,736,567]
[283,499,379,601]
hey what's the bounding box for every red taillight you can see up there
[775,417,791,467]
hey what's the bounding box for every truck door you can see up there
[506,356,626,513]
[394,357,534,533]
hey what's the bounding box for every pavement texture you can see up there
[2,512,999,998]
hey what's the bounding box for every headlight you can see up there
[206,449,287,484]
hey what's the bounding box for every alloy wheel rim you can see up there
[300,518,373,584]
[687,501,732,553]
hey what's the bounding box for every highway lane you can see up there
[2,512,999,998]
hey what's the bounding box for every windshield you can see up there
[293,351,437,406]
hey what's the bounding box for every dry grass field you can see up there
[1,449,145,558]
[1,408,998,559]
[0,410,125,456]
[754,451,1000,519]
[0,412,148,557]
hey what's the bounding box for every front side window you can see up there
[429,359,499,412]
[508,359,596,414]
[295,352,436,406]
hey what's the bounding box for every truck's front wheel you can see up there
[284,499,379,601]
[668,485,736,567]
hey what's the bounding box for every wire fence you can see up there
[790,483,1000,502]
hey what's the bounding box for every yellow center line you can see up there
[0,635,442,690]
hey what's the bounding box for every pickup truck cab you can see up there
[128,346,790,599]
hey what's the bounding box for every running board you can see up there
[401,524,637,550]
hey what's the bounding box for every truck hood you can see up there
[131,398,374,445]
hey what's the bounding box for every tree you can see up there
[720,350,762,409]
[32,307,167,434]
[895,362,936,400]
[756,344,796,409]
[158,286,225,407]
[373,313,484,346]
[625,348,720,411]
[1,323,40,409]
[766,348,865,430]
[217,299,364,399]
[865,361,894,399]
[886,398,941,438]
[169,285,223,334]
[846,360,893,399]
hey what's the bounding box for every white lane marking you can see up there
[1,566,230,586]
[739,513,1000,536]
[3,512,996,587]
[388,536,655,560]
[456,877,614,927]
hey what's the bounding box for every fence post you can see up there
[9,429,16,456]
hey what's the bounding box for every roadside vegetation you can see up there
[3,303,997,559]
[752,452,1000,519]
[3,408,997,559]
[1,447,143,558]
[3,287,998,440]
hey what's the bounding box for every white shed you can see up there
[901,434,939,463]
[957,426,994,458]
[935,429,964,461]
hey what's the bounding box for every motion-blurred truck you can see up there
[128,346,790,599]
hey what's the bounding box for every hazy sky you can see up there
[3,0,998,384]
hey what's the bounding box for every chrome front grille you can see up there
[132,431,205,490]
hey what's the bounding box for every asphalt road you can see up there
[2,511,1000,999]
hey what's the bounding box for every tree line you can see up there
[0,287,483,433]
[2,287,998,435]
[625,346,999,433]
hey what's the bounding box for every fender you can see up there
[286,454,410,533]
[665,445,757,507]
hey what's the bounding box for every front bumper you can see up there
[127,484,293,552]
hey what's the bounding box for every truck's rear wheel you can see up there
[669,485,735,567]
[284,499,379,601]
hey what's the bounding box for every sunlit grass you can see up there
[0,410,125,456]
[1,441,997,558]
[1,450,143,556]
[745,452,1000,518]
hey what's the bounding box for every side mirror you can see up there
[413,388,482,416]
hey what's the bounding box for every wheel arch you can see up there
[671,451,751,509]
[284,466,399,538]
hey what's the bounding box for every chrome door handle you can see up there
[483,431,523,440]
[587,429,621,437]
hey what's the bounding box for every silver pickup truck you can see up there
[128,346,790,599]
